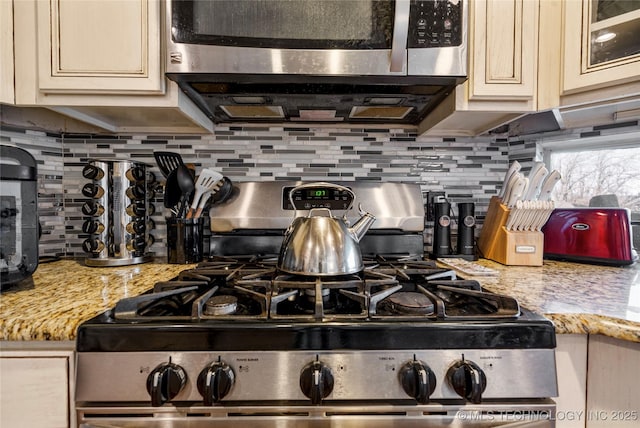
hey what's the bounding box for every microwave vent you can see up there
[219,105,285,119]
[349,106,413,120]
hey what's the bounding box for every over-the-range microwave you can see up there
[165,0,468,124]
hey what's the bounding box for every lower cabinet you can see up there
[555,334,640,428]
[0,342,75,428]
[586,335,640,428]
[555,334,588,428]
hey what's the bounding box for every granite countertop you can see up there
[0,259,194,341]
[468,259,640,342]
[1,258,639,343]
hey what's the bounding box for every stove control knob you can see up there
[300,359,334,405]
[447,359,487,404]
[146,362,187,407]
[399,359,436,404]
[197,361,235,405]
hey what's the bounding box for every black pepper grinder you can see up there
[433,201,452,257]
[457,202,476,256]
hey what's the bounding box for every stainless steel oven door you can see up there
[78,401,556,427]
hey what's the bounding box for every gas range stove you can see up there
[75,182,557,427]
[76,256,557,425]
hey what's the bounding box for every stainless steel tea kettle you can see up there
[277,183,376,276]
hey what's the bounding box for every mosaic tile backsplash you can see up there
[12,120,637,259]
[3,125,519,258]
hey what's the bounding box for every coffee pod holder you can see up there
[82,160,155,266]
[477,196,543,266]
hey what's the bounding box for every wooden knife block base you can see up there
[477,197,543,266]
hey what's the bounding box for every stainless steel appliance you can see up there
[165,0,468,124]
[75,182,558,427]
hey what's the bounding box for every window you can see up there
[542,132,640,212]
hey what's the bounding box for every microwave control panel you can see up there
[408,0,463,48]
[282,186,354,211]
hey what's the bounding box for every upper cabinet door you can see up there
[36,0,163,94]
[563,0,640,94]
[0,0,14,104]
[468,0,538,101]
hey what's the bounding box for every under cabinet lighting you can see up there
[613,108,640,121]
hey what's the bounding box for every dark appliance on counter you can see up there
[542,208,638,266]
[75,181,558,427]
[0,145,39,289]
[165,0,468,125]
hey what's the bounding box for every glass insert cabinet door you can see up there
[586,0,640,68]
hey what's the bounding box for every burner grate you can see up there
[111,255,520,322]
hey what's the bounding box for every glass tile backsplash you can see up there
[3,120,636,258]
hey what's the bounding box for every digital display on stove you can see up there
[307,189,327,197]
[282,186,353,210]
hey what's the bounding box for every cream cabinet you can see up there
[561,0,640,106]
[0,0,14,104]
[586,335,640,428]
[554,334,640,428]
[36,0,162,94]
[420,0,561,136]
[0,342,75,428]
[12,0,212,133]
[555,334,588,428]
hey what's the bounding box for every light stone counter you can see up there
[467,259,640,342]
[0,259,194,341]
[1,258,639,342]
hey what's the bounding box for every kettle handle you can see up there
[288,182,356,215]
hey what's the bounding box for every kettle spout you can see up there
[350,204,376,242]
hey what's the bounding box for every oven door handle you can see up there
[390,0,410,72]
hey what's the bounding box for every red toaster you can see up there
[542,208,638,266]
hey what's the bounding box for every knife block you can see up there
[477,196,543,266]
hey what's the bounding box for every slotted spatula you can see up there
[186,168,224,219]
[154,151,184,178]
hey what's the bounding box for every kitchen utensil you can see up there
[278,182,376,276]
[176,164,195,218]
[498,161,521,200]
[538,170,561,201]
[186,169,223,219]
[506,174,528,208]
[209,176,233,204]
[524,166,548,200]
[164,168,182,213]
[154,151,185,179]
